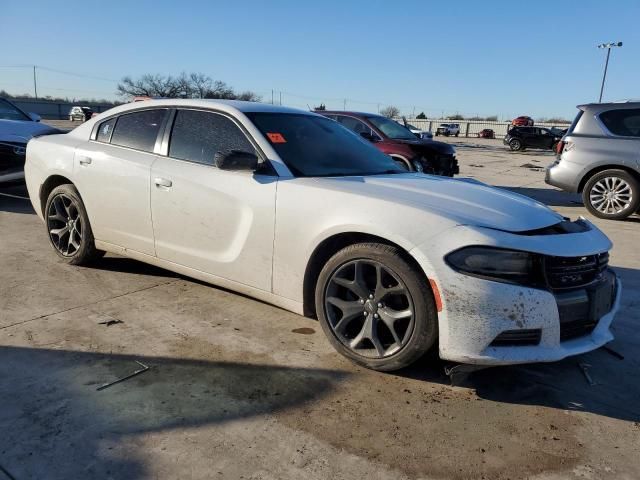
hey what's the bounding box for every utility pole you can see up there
[33,65,38,99]
[271,89,274,105]
[343,98,346,110]
[279,91,282,106]
[597,42,622,102]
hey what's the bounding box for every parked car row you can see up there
[22,99,620,372]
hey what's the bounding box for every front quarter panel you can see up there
[272,177,457,303]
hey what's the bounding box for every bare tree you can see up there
[117,73,261,102]
[380,105,400,118]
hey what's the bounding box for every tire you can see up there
[509,139,522,151]
[455,132,459,137]
[582,169,640,220]
[315,243,438,371]
[45,184,104,264]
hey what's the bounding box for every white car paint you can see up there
[24,99,620,366]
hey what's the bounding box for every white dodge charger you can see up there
[25,100,621,371]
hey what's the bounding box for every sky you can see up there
[2,0,639,120]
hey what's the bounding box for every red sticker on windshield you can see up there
[267,132,287,143]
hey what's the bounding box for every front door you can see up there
[150,109,277,292]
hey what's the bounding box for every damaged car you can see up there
[318,110,458,176]
[1,97,61,184]
[25,100,620,371]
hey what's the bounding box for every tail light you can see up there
[556,140,565,154]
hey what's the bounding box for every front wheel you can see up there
[315,243,438,371]
[509,139,522,151]
[583,169,640,220]
[45,184,104,264]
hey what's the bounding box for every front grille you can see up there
[545,252,608,289]
[490,329,541,347]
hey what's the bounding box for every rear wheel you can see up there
[45,184,104,264]
[583,169,639,220]
[509,139,522,151]
[315,243,438,371]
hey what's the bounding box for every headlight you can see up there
[445,246,542,286]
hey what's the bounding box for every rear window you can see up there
[110,109,167,152]
[599,108,640,137]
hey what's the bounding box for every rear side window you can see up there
[96,117,116,143]
[168,109,255,165]
[599,109,640,137]
[110,109,167,152]
[336,116,372,136]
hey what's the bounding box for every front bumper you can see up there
[410,222,619,365]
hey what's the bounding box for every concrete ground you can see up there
[1,136,639,480]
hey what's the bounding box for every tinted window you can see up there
[96,117,116,143]
[367,115,416,140]
[110,109,167,152]
[246,113,403,177]
[0,98,30,121]
[169,110,255,165]
[336,116,372,135]
[599,109,640,137]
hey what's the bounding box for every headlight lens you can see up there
[446,247,541,285]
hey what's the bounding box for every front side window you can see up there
[599,108,640,137]
[336,115,372,136]
[246,112,403,177]
[367,115,416,140]
[168,109,255,165]
[110,109,167,152]
[0,98,30,121]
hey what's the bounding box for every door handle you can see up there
[154,177,172,188]
[78,156,92,165]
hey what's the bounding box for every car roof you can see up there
[107,99,317,117]
[318,110,384,118]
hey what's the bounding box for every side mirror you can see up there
[28,112,41,122]
[359,131,377,142]
[214,150,259,171]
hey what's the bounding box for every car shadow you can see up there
[90,256,180,279]
[497,185,583,207]
[0,184,35,214]
[398,264,640,424]
[0,346,348,479]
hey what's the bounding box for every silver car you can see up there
[546,101,640,220]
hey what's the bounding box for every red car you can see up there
[477,128,495,139]
[318,110,459,176]
[512,116,534,126]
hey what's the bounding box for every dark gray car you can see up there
[546,101,640,220]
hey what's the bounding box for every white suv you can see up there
[435,123,460,137]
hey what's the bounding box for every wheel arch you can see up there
[577,164,640,193]
[302,231,434,318]
[389,154,412,170]
[39,174,76,216]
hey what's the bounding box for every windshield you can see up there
[366,115,417,140]
[246,113,404,177]
[0,98,31,121]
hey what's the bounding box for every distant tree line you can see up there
[0,89,117,106]
[116,73,261,101]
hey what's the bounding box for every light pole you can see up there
[597,42,622,102]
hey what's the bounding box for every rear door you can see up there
[74,108,168,255]
[150,108,277,291]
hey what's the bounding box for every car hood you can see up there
[0,119,60,143]
[313,174,564,233]
[393,138,455,155]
